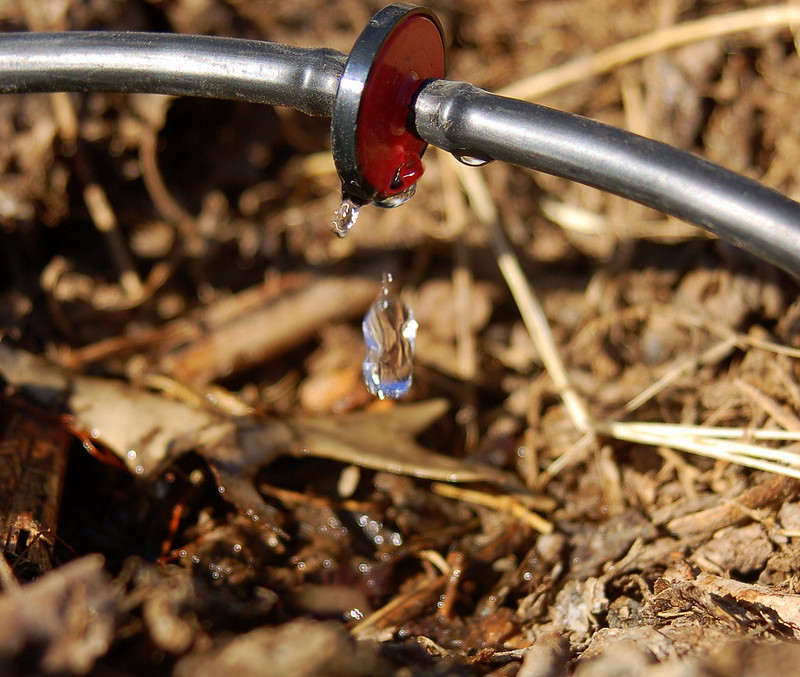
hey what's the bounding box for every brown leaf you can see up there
[289,401,511,483]
[0,342,510,536]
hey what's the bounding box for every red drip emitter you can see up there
[331,3,446,207]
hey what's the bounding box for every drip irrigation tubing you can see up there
[1,30,799,276]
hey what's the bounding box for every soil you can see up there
[2,0,800,675]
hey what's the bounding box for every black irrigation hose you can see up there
[0,32,345,117]
[1,31,799,277]
[413,80,800,277]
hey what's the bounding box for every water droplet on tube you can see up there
[362,274,418,399]
[372,182,417,209]
[331,196,361,237]
[452,152,493,167]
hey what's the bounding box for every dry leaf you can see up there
[0,342,510,534]
[291,401,510,483]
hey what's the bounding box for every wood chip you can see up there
[667,476,800,536]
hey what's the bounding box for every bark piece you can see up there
[0,555,116,675]
[667,476,800,536]
[0,405,68,573]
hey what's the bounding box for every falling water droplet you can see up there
[452,152,494,167]
[362,273,418,400]
[331,195,361,237]
[372,182,417,209]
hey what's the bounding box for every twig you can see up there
[162,274,378,386]
[350,573,448,637]
[82,182,144,298]
[662,306,800,359]
[733,378,800,432]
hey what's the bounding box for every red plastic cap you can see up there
[357,14,445,198]
[332,5,446,206]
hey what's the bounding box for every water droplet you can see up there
[452,152,493,167]
[331,195,361,237]
[391,151,424,189]
[362,274,417,400]
[346,607,365,621]
[372,182,416,208]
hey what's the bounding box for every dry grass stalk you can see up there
[431,482,553,534]
[452,156,593,436]
[447,2,800,486]
[500,4,800,101]
[454,159,800,483]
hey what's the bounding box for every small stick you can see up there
[734,378,800,432]
[350,573,449,637]
[601,424,800,479]
[138,125,196,239]
[600,421,800,442]
[162,274,378,386]
[437,550,465,621]
[82,181,144,298]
